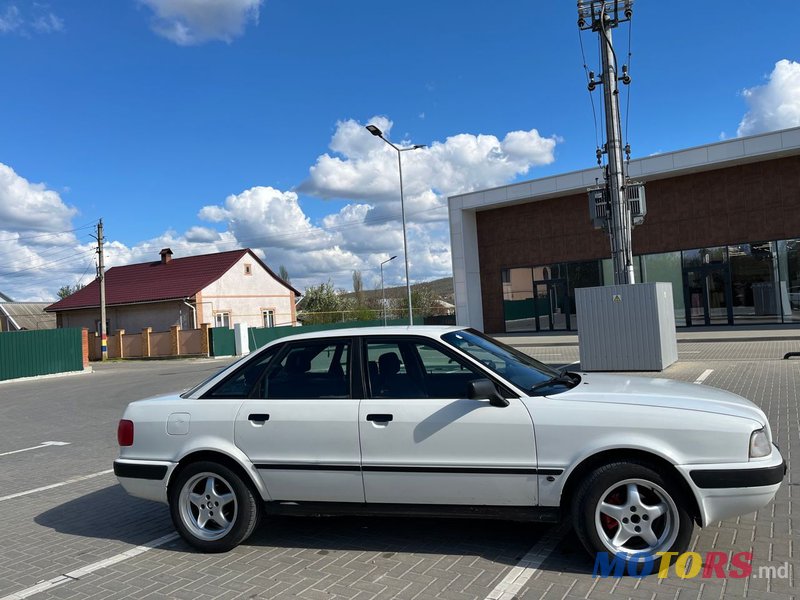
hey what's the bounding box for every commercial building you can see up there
[448,126,800,333]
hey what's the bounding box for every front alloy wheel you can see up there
[170,461,259,552]
[594,478,679,554]
[572,461,693,564]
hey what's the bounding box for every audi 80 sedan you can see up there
[115,326,785,563]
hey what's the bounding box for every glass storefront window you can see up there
[640,252,685,326]
[682,246,727,268]
[728,242,781,324]
[502,267,535,332]
[777,239,800,323]
[499,239,800,332]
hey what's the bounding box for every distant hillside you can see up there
[341,276,454,303]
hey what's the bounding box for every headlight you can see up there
[749,429,771,459]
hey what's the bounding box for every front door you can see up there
[533,278,570,331]
[233,337,364,502]
[358,336,537,506]
[683,267,733,326]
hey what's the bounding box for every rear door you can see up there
[358,336,538,506]
[232,337,364,502]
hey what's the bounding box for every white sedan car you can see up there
[115,326,785,563]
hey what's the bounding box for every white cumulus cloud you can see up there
[139,0,262,45]
[299,117,558,224]
[4,115,561,299]
[737,59,800,137]
[0,164,77,232]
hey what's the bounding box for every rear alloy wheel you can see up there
[170,461,259,552]
[572,461,693,564]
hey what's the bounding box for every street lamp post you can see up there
[380,255,397,326]
[366,124,425,326]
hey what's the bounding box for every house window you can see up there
[263,310,275,328]
[244,264,252,276]
[215,312,231,328]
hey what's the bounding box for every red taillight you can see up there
[118,419,134,446]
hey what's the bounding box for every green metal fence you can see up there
[211,318,425,356]
[209,327,236,357]
[0,328,84,381]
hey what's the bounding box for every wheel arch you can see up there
[168,448,269,503]
[558,448,702,525]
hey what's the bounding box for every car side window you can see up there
[204,346,279,399]
[264,340,351,399]
[413,341,486,399]
[365,339,484,399]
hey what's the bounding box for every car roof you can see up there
[266,325,468,345]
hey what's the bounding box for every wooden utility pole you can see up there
[97,219,107,360]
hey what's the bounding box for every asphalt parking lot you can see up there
[0,339,797,600]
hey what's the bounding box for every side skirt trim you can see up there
[264,501,560,522]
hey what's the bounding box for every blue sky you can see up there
[1,0,799,300]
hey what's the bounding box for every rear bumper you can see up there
[114,459,176,504]
[677,445,786,526]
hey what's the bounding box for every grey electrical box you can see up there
[575,282,678,371]
[626,182,646,225]
[588,186,608,229]
[587,182,646,229]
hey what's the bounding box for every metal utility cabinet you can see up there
[575,282,678,371]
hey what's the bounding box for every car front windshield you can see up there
[441,328,559,393]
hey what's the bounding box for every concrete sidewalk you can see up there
[494,324,800,346]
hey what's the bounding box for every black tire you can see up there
[571,461,694,567]
[169,461,259,552]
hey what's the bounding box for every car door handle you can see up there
[366,414,393,422]
[248,413,270,423]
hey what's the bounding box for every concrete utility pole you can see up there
[579,0,635,284]
[96,219,107,361]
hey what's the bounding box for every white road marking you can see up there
[484,524,567,600]
[0,532,179,600]
[694,369,714,384]
[0,441,70,457]
[0,469,113,502]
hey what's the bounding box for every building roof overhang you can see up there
[448,126,800,212]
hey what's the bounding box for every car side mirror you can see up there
[467,379,509,407]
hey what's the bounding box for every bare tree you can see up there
[278,265,290,283]
[352,270,364,306]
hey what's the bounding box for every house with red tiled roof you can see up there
[46,248,300,334]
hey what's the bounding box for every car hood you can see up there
[554,373,767,428]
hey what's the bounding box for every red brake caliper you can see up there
[601,490,623,531]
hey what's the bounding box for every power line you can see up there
[624,16,633,152]
[0,250,96,278]
[578,27,601,152]
[0,233,94,267]
[0,222,96,243]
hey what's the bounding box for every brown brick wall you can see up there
[476,156,800,332]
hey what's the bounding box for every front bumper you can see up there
[677,444,786,526]
[114,459,177,504]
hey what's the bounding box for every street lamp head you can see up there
[366,124,383,137]
[412,144,426,150]
[389,255,397,261]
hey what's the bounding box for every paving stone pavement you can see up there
[0,343,796,600]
